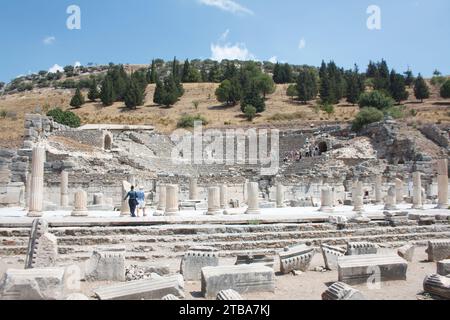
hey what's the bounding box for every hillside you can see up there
[0,79,449,148]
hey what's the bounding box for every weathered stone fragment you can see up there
[437,260,450,276]
[25,218,56,269]
[94,275,185,300]
[201,265,274,299]
[322,282,366,300]
[216,289,243,300]
[0,268,67,300]
[180,246,219,281]
[85,248,126,282]
[423,274,450,299]
[426,240,450,262]
[346,242,378,256]
[162,294,180,300]
[338,254,408,285]
[321,244,346,270]
[397,244,415,262]
[279,244,315,274]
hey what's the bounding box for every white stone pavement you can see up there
[0,204,449,226]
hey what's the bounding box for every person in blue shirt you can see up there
[124,186,138,218]
[136,186,146,217]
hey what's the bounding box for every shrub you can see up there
[410,109,418,117]
[321,103,335,116]
[358,90,394,110]
[440,80,450,99]
[0,110,6,119]
[385,106,405,119]
[352,107,384,131]
[46,108,81,128]
[177,114,208,128]
[243,105,257,121]
[268,112,305,122]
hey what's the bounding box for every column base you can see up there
[206,209,223,216]
[164,210,179,216]
[71,210,89,217]
[245,209,261,215]
[27,211,43,217]
[319,207,335,213]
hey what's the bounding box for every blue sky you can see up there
[0,0,449,83]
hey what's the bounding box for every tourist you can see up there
[124,185,138,218]
[137,186,146,217]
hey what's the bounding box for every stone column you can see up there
[60,170,69,207]
[320,187,334,213]
[243,179,249,204]
[207,187,222,215]
[412,172,423,209]
[165,185,179,216]
[375,175,383,205]
[120,181,132,216]
[437,159,449,209]
[157,185,167,211]
[276,184,285,208]
[25,172,31,209]
[395,178,404,203]
[220,185,228,210]
[245,182,261,215]
[71,190,88,216]
[28,146,45,217]
[352,181,364,213]
[189,177,199,200]
[384,186,398,211]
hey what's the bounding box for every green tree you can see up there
[389,70,409,104]
[70,87,85,108]
[100,76,115,106]
[241,82,265,113]
[182,59,191,83]
[153,79,165,105]
[345,67,365,105]
[47,108,81,128]
[87,79,100,102]
[358,90,395,110]
[147,60,158,84]
[255,74,276,99]
[296,68,318,103]
[286,84,298,100]
[414,74,430,102]
[243,105,257,121]
[404,69,415,87]
[352,107,384,131]
[440,79,450,99]
[373,59,390,91]
[124,77,145,109]
[216,79,241,106]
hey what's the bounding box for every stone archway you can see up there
[103,132,113,151]
[318,141,328,155]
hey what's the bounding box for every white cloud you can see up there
[43,36,56,45]
[48,64,64,73]
[268,56,277,63]
[298,38,306,50]
[198,0,253,15]
[74,61,82,68]
[211,43,255,61]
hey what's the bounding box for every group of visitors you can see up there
[124,186,146,218]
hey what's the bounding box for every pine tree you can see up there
[440,80,450,99]
[255,74,276,99]
[70,87,85,108]
[124,77,145,110]
[273,63,281,84]
[241,81,265,113]
[87,79,99,102]
[404,69,415,87]
[200,66,208,82]
[366,61,378,78]
[100,76,115,106]
[414,74,430,103]
[389,70,409,104]
[345,67,364,105]
[373,59,390,91]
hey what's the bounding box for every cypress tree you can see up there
[345,67,364,105]
[153,79,165,105]
[440,80,450,99]
[182,59,190,83]
[389,70,409,104]
[373,59,390,91]
[404,69,415,87]
[414,74,430,103]
[87,79,99,102]
[70,87,85,108]
[147,60,158,84]
[296,69,318,103]
[124,77,144,110]
[100,76,115,106]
